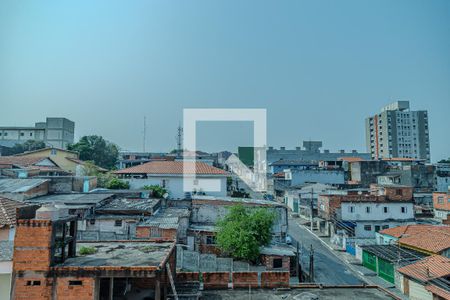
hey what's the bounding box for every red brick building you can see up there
[11,206,177,300]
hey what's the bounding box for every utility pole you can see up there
[309,244,314,282]
[310,189,314,232]
[176,125,183,158]
[296,241,300,282]
[143,116,147,152]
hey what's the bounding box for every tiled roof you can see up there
[426,284,450,299]
[0,196,28,226]
[0,156,50,168]
[15,147,79,156]
[399,230,450,254]
[379,224,450,238]
[398,255,450,282]
[114,161,228,175]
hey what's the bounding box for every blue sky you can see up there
[1,0,449,161]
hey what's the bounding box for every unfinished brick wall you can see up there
[260,271,290,288]
[135,226,177,240]
[56,277,95,300]
[136,226,151,238]
[202,272,230,289]
[176,272,199,282]
[232,272,258,288]
[14,277,53,300]
[261,255,290,271]
[13,220,53,271]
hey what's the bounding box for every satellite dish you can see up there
[163,192,169,199]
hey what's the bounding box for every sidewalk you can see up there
[290,216,409,300]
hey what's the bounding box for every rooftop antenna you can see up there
[176,125,183,158]
[143,116,147,152]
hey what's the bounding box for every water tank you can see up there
[35,205,60,220]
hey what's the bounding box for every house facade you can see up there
[115,161,229,200]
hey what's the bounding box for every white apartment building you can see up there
[340,201,415,238]
[365,101,430,162]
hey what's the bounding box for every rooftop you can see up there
[397,255,450,282]
[114,161,228,175]
[399,229,450,254]
[139,207,190,229]
[27,193,114,205]
[0,196,29,226]
[95,197,160,214]
[360,245,425,265]
[0,178,49,193]
[59,241,173,267]
[192,195,286,207]
[270,159,317,166]
[260,243,296,256]
[0,156,56,168]
[379,224,450,238]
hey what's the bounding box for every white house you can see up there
[340,200,415,238]
[115,161,229,200]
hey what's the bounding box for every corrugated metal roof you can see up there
[0,178,48,193]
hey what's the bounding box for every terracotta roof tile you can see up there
[0,196,28,226]
[114,161,228,175]
[399,230,450,254]
[379,224,450,238]
[426,284,450,299]
[0,156,50,168]
[398,255,450,282]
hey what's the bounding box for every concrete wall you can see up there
[191,203,287,240]
[289,169,345,186]
[126,176,227,200]
[341,202,414,221]
[354,221,414,238]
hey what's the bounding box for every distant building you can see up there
[0,117,74,150]
[238,141,370,170]
[365,101,430,161]
[433,191,450,222]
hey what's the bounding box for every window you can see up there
[89,219,96,225]
[438,197,444,204]
[364,225,372,231]
[20,132,24,136]
[193,179,199,186]
[382,225,389,230]
[401,207,407,213]
[206,235,216,245]
[273,258,283,268]
[375,225,381,232]
[365,206,371,213]
[348,206,354,213]
[51,149,57,155]
[69,281,83,286]
[26,281,41,286]
[396,189,403,196]
[30,132,33,136]
[114,220,122,227]
[383,207,389,213]
[161,179,168,188]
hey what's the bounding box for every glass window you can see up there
[364,225,372,231]
[383,207,389,213]
[273,258,283,268]
[114,220,122,227]
[366,207,371,213]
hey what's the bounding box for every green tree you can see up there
[7,140,46,155]
[439,158,450,163]
[143,185,168,198]
[68,135,119,169]
[105,177,129,189]
[216,204,275,262]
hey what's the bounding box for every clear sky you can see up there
[1,0,449,161]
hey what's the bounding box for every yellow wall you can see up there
[18,148,80,173]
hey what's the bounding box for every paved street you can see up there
[288,218,364,285]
